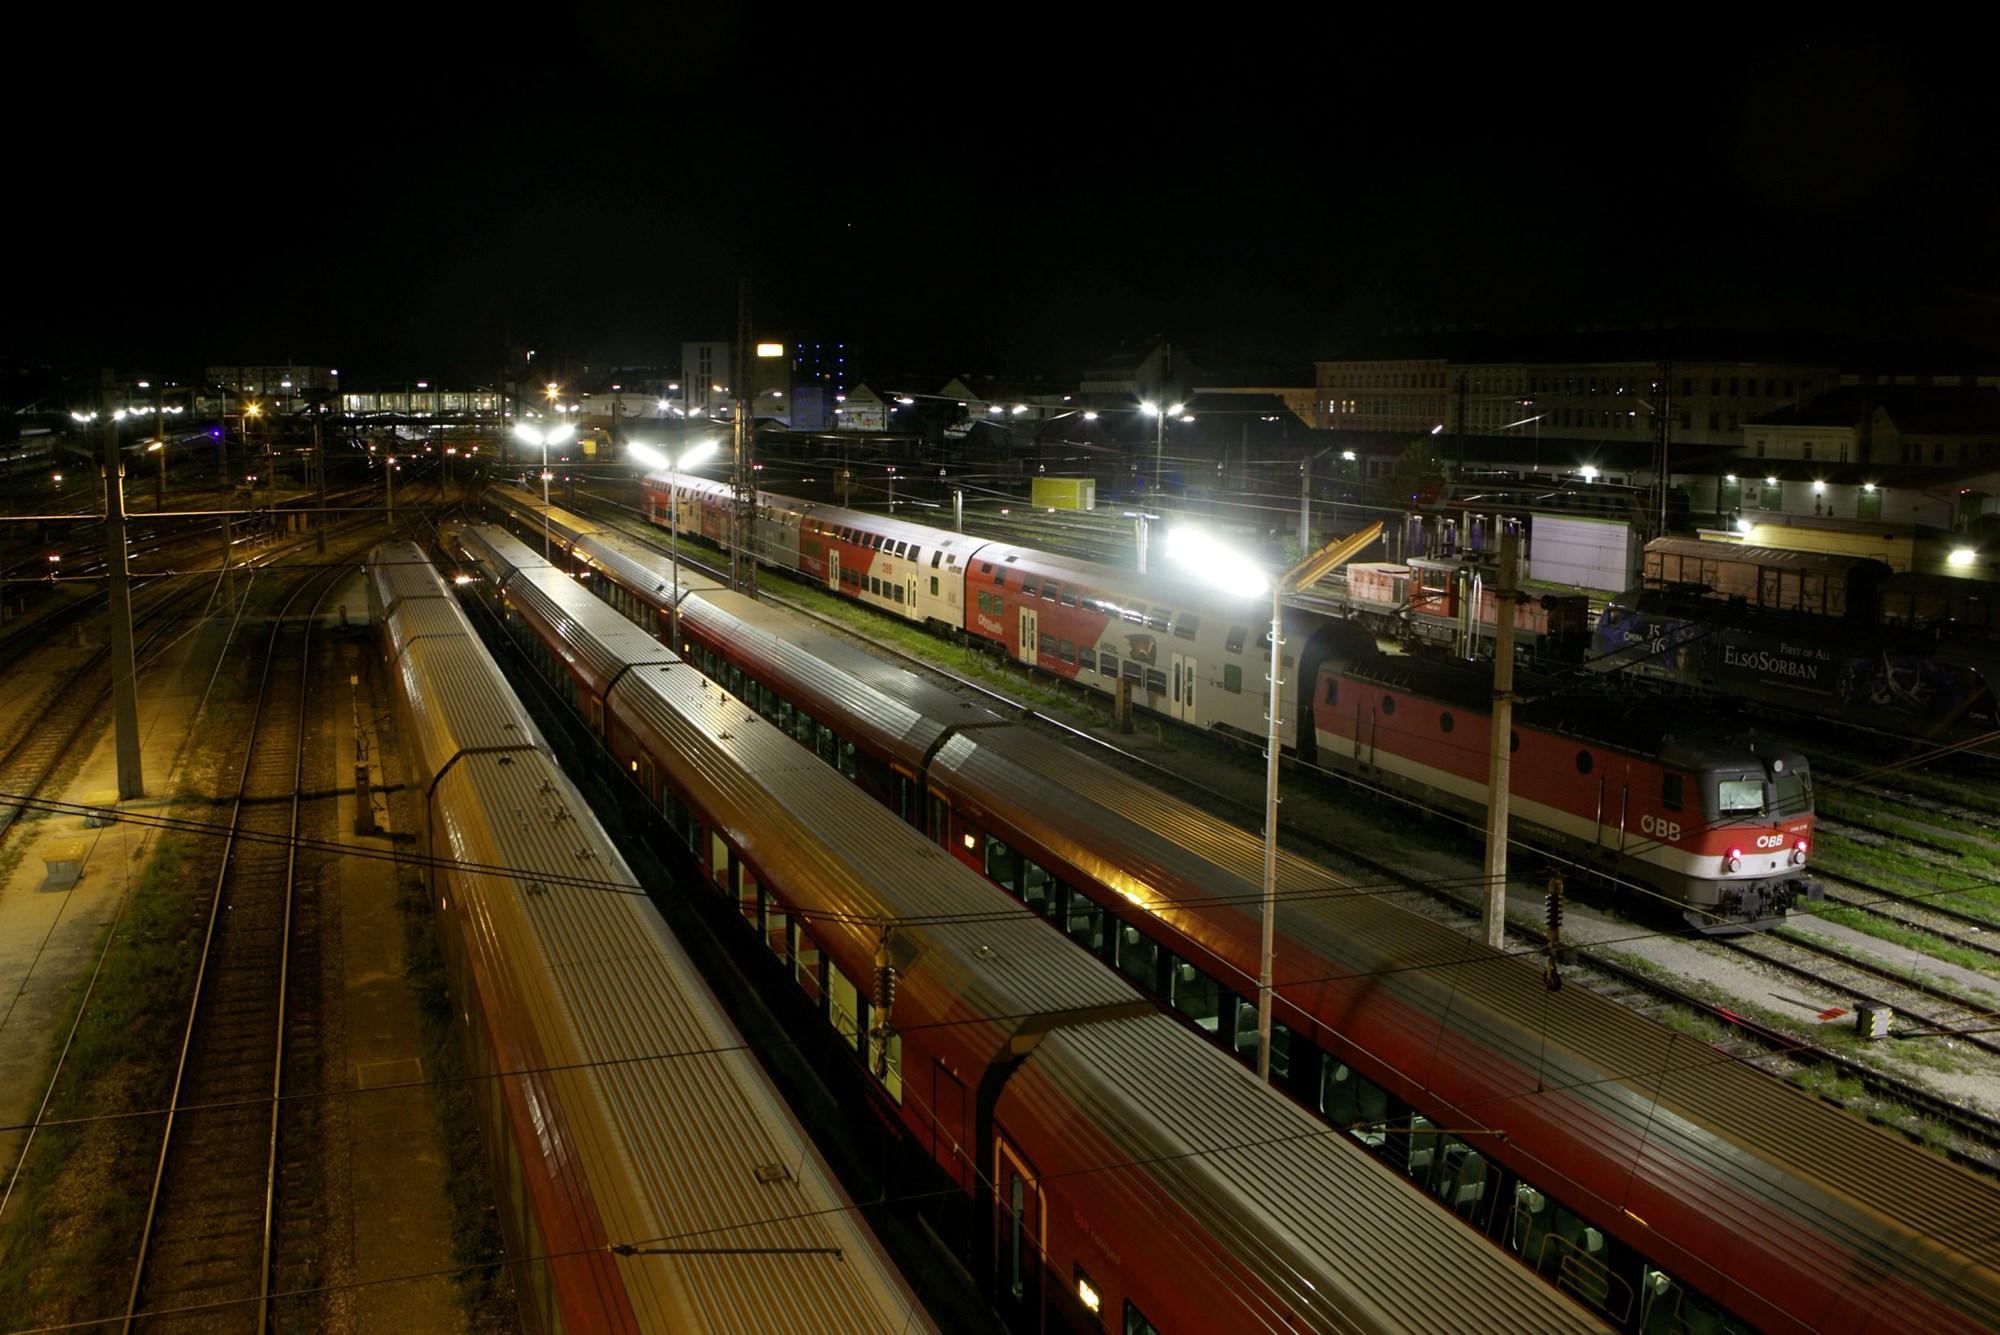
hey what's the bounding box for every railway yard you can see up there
[1,463,1998,1332]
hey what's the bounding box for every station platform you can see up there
[0,569,469,1330]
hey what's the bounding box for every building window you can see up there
[1708,411,1720,432]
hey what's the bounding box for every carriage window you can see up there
[1078,647,1096,672]
[1060,587,1078,607]
[793,924,823,1004]
[1124,1301,1161,1335]
[1023,576,1040,597]
[931,551,943,568]
[930,576,940,596]
[1144,668,1167,695]
[828,967,861,1052]
[1021,860,1057,917]
[1123,661,1145,684]
[1168,956,1223,1034]
[1575,750,1594,774]
[1718,779,1766,816]
[1225,625,1248,653]
[1099,652,1117,678]
[908,546,921,564]
[1381,695,1397,715]
[1066,895,1107,957]
[994,568,1007,586]
[1058,640,1076,666]
[1038,633,1057,656]
[1223,665,1243,693]
[985,835,1022,894]
[1116,922,1159,989]
[1324,677,1338,705]
[895,584,906,604]
[1145,607,1170,631]
[1174,614,1199,641]
[1080,595,1101,613]
[1774,769,1809,818]
[894,541,908,557]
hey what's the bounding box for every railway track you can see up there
[121,563,341,1330]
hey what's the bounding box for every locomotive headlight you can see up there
[1725,848,1743,874]
[1792,839,1809,865]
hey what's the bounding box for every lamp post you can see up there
[1141,400,1188,500]
[1165,528,1284,1079]
[629,439,717,650]
[513,421,575,555]
[1168,520,1383,1081]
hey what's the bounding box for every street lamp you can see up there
[1167,527,1283,1079]
[1141,401,1188,500]
[514,421,575,555]
[629,439,717,650]
[1167,519,1384,1081]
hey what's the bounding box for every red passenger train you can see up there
[467,488,2000,1335]
[447,520,1609,1335]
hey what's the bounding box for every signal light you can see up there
[1792,839,1809,866]
[1725,849,1743,874]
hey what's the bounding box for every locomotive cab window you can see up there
[1717,778,1766,817]
[1774,768,1810,818]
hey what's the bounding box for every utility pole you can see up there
[153,382,166,510]
[314,397,328,553]
[101,370,144,800]
[1480,526,1518,948]
[730,278,757,599]
[217,384,236,613]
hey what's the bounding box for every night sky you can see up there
[14,17,1996,387]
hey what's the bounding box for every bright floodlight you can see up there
[1165,528,1270,599]
[679,441,718,469]
[1949,548,1976,568]
[514,423,547,444]
[628,442,669,469]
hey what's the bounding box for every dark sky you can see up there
[14,16,1997,387]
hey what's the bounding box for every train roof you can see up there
[379,552,932,1330]
[1013,1015,1610,1333]
[1644,536,1894,577]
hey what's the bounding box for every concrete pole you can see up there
[1255,580,1283,1080]
[1481,528,1519,947]
[314,403,327,554]
[101,370,144,799]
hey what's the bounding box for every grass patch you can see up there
[0,826,208,1330]
[1800,906,2000,978]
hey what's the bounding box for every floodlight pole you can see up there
[1256,578,1283,1080]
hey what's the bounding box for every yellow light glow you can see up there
[1076,1277,1101,1315]
[756,342,785,358]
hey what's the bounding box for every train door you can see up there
[1018,606,1038,666]
[995,1136,1043,1326]
[1170,652,1198,722]
[933,1063,968,1189]
[828,548,840,592]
